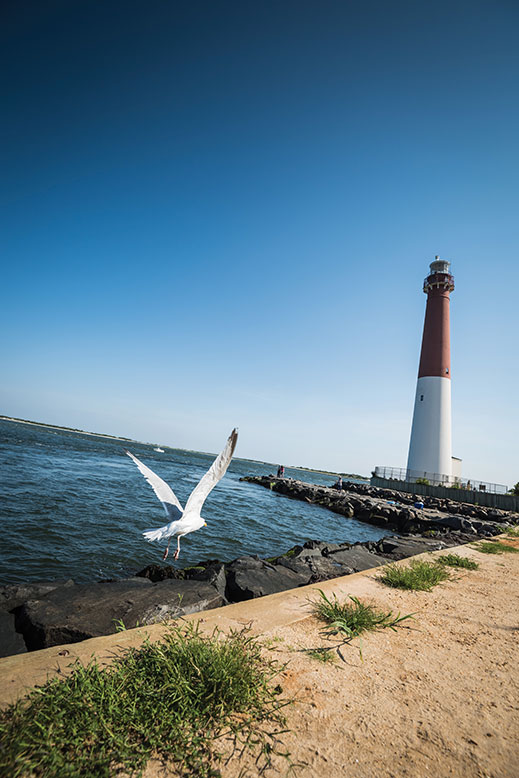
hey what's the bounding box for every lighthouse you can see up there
[406,257,455,482]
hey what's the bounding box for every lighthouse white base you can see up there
[406,376,452,481]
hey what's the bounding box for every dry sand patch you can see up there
[212,545,519,778]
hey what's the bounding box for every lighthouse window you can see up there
[420,395,424,401]
[446,368,449,374]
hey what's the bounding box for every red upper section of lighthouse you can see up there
[417,259,454,379]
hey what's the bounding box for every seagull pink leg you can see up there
[173,536,181,561]
[163,538,172,561]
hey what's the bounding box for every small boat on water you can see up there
[153,446,165,453]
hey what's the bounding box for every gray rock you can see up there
[270,541,388,581]
[135,564,184,582]
[15,579,224,651]
[303,555,356,580]
[224,557,308,601]
[325,545,389,571]
[137,580,223,624]
[135,561,227,599]
[377,537,447,560]
[275,556,314,584]
[368,510,390,525]
[299,540,343,556]
[302,540,329,552]
[435,516,474,532]
[0,580,75,612]
[0,610,27,658]
[471,521,501,536]
[111,577,153,585]
[186,562,228,601]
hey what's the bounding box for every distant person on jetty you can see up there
[333,476,343,490]
[277,465,285,478]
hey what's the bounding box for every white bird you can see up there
[126,428,238,561]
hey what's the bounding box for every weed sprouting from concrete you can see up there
[472,540,519,555]
[436,554,479,570]
[377,559,450,591]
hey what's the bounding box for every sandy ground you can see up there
[230,541,519,778]
[144,539,519,778]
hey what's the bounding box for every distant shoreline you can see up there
[0,416,135,442]
[292,464,367,480]
[0,415,366,479]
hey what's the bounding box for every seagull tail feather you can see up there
[142,527,166,542]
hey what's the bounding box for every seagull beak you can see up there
[204,522,207,526]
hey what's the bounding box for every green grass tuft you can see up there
[436,554,479,570]
[313,591,414,638]
[377,559,450,591]
[0,623,290,778]
[505,526,519,537]
[472,540,519,555]
[304,647,337,664]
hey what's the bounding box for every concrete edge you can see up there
[0,538,506,708]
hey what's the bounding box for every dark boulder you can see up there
[224,556,308,602]
[300,540,342,556]
[376,537,447,561]
[136,561,227,599]
[338,502,355,518]
[274,556,314,585]
[487,509,512,523]
[368,509,390,526]
[299,554,356,581]
[435,516,475,533]
[184,561,228,600]
[0,610,27,658]
[471,521,501,536]
[15,579,224,651]
[325,544,389,571]
[0,580,75,612]
[281,543,386,580]
[135,564,184,582]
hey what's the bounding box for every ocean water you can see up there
[0,420,387,585]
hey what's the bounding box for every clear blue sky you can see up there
[1,0,518,485]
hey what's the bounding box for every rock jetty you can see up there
[1,477,517,658]
[241,475,516,535]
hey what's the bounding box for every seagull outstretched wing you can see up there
[184,428,238,515]
[126,451,183,521]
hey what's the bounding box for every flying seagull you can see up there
[126,428,238,561]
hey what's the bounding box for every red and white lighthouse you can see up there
[406,257,455,482]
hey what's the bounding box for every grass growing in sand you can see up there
[377,559,450,591]
[505,526,519,537]
[313,591,414,639]
[304,647,338,664]
[472,540,519,555]
[436,554,479,570]
[0,623,291,778]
